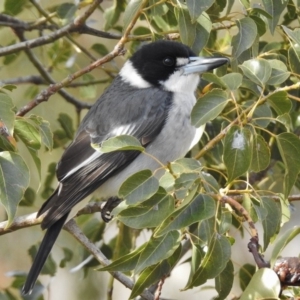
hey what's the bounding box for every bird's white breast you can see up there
[96,88,203,199]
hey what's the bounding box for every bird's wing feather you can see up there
[39,77,172,228]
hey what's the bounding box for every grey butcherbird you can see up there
[22,40,228,294]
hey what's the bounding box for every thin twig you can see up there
[16,0,149,116]
[0,76,109,87]
[0,0,103,57]
[0,14,57,31]
[64,220,154,300]
[220,195,258,239]
[0,202,102,236]
[154,277,166,300]
[0,212,42,235]
[14,29,91,113]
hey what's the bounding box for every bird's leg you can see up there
[248,237,270,268]
[101,197,122,222]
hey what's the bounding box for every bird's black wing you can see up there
[39,76,172,229]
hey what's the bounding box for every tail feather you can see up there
[22,213,68,295]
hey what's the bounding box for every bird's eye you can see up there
[163,56,175,67]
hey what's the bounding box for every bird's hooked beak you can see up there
[182,56,229,75]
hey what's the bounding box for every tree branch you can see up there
[0,76,109,87]
[0,0,103,57]
[13,29,92,113]
[0,202,103,236]
[16,0,149,116]
[64,220,154,300]
[0,13,57,31]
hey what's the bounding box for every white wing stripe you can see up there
[61,150,101,181]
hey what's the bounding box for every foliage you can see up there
[1,0,300,299]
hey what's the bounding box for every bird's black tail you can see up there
[22,213,68,295]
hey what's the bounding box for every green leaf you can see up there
[0,94,16,151]
[185,234,231,289]
[174,172,199,189]
[240,268,280,299]
[56,3,77,20]
[266,59,290,85]
[215,260,234,300]
[239,263,256,291]
[267,91,292,116]
[261,197,281,250]
[276,133,300,198]
[242,194,259,223]
[148,0,167,16]
[0,93,15,136]
[239,0,250,9]
[0,84,17,92]
[14,118,41,150]
[282,25,300,45]
[200,171,220,193]
[223,126,252,182]
[250,7,272,19]
[104,0,125,30]
[59,247,73,268]
[221,73,243,90]
[241,78,261,96]
[219,208,232,234]
[232,17,257,58]
[123,0,143,31]
[277,115,292,139]
[271,226,300,267]
[155,194,215,237]
[277,194,290,226]
[177,8,196,46]
[0,152,30,225]
[201,73,227,88]
[91,43,109,56]
[135,231,181,274]
[119,169,159,205]
[118,188,174,229]
[192,13,212,54]
[47,40,72,66]
[100,135,144,152]
[191,89,228,127]
[288,44,300,74]
[14,118,42,177]
[250,134,270,172]
[38,119,53,151]
[186,0,214,21]
[252,102,272,128]
[130,245,181,299]
[19,187,36,206]
[262,0,288,34]
[196,217,215,246]
[250,15,267,36]
[4,0,27,15]
[159,171,175,192]
[57,113,74,140]
[187,243,203,283]
[170,158,202,175]
[100,244,145,272]
[239,58,272,87]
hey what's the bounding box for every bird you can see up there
[22,40,228,294]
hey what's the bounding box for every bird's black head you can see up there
[129,40,196,86]
[119,40,228,92]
